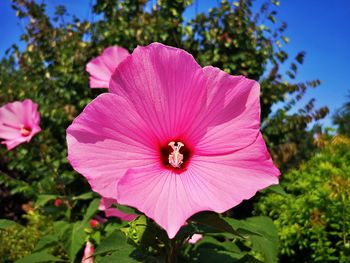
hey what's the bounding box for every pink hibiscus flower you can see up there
[0,99,41,150]
[86,46,129,88]
[67,43,280,238]
[99,197,137,222]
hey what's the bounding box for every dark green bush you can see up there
[333,93,350,137]
[256,136,350,262]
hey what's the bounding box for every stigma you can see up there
[168,141,184,168]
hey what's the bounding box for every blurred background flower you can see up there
[0,99,41,150]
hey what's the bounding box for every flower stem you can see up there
[167,238,177,263]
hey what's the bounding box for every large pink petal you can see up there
[117,133,279,238]
[66,93,159,199]
[109,43,207,144]
[117,165,193,238]
[86,46,129,89]
[187,66,261,155]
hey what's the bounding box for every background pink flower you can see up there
[99,198,137,222]
[86,46,129,89]
[0,99,41,150]
[67,43,280,238]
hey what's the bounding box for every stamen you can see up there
[168,141,184,168]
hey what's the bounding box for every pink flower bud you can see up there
[82,241,94,263]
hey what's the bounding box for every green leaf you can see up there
[82,198,100,224]
[53,221,70,239]
[128,216,168,248]
[225,216,278,263]
[92,231,102,244]
[61,221,88,262]
[247,217,278,263]
[95,249,140,263]
[72,192,95,200]
[15,251,63,263]
[235,254,264,263]
[190,212,242,237]
[192,248,245,263]
[193,236,241,254]
[94,231,134,256]
[33,235,59,252]
[35,194,57,207]
[0,219,19,229]
[116,204,138,215]
[104,222,125,234]
[224,218,263,237]
[263,184,289,196]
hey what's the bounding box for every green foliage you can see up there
[7,211,278,262]
[256,137,350,262]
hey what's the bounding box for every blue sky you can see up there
[0,0,349,127]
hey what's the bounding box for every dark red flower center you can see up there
[20,126,32,137]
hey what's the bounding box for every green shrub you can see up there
[256,136,350,262]
[0,211,48,262]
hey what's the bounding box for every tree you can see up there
[333,92,350,136]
